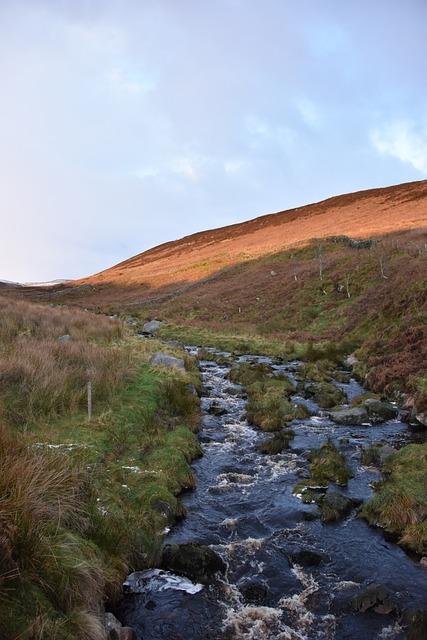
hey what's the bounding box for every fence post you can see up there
[87,380,92,420]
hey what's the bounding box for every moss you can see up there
[361,444,427,554]
[294,441,352,499]
[309,441,352,486]
[230,362,302,432]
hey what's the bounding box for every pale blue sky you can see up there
[0,0,426,281]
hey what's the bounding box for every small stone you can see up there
[58,334,72,342]
[141,320,162,335]
[420,557,427,568]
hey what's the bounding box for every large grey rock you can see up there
[363,398,398,423]
[329,407,368,425]
[160,543,226,584]
[150,352,185,370]
[142,320,162,335]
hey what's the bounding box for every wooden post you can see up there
[87,380,92,420]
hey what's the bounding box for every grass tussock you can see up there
[361,444,427,554]
[294,440,352,502]
[229,362,306,431]
[0,423,106,640]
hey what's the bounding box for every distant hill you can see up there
[52,179,427,307]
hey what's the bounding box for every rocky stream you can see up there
[117,347,426,640]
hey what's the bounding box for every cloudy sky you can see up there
[0,0,426,282]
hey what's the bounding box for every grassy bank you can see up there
[361,444,427,555]
[0,297,201,640]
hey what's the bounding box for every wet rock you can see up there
[208,401,227,416]
[304,382,347,409]
[238,576,270,604]
[420,557,427,568]
[290,549,323,566]
[363,398,398,423]
[302,510,319,521]
[319,492,354,522]
[329,407,368,425]
[406,610,427,640]
[160,543,226,584]
[105,613,136,640]
[150,352,185,370]
[142,320,162,335]
[351,583,396,614]
[258,430,294,454]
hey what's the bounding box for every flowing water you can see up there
[118,348,426,639]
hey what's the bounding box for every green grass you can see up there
[0,337,202,640]
[229,362,307,431]
[294,440,352,502]
[361,444,427,554]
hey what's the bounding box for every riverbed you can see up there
[118,347,426,639]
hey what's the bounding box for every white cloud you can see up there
[371,120,427,175]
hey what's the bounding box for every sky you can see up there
[0,0,426,282]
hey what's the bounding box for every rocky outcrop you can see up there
[150,352,185,370]
[329,407,368,425]
[160,543,226,584]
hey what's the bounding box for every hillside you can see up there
[28,178,427,307]
[7,179,427,410]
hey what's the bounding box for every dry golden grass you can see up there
[0,296,131,428]
[0,423,106,640]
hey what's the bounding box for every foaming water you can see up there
[118,348,427,640]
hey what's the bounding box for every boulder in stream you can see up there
[208,401,227,416]
[160,543,226,584]
[351,583,396,614]
[363,398,398,423]
[238,576,270,604]
[329,406,368,425]
[304,382,347,409]
[319,491,354,522]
